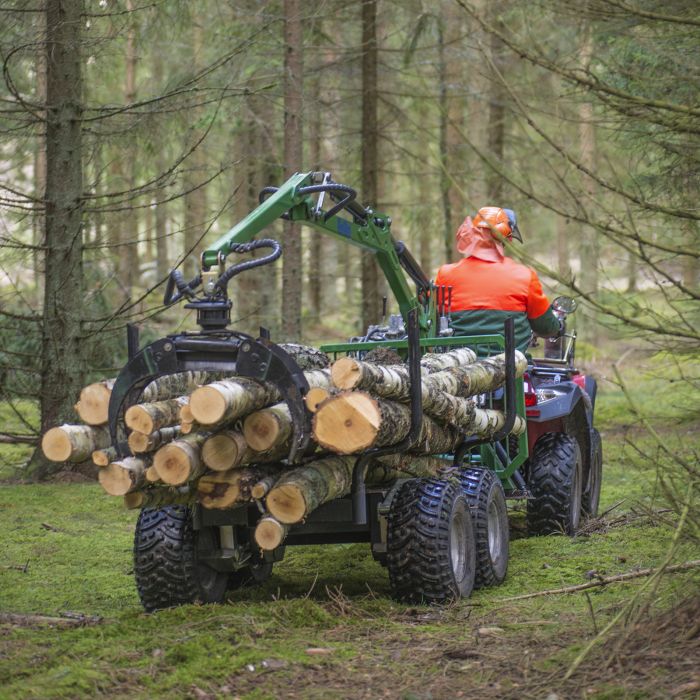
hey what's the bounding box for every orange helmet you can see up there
[473,206,522,242]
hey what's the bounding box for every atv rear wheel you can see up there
[133,505,228,611]
[582,428,602,517]
[526,433,583,536]
[386,478,476,604]
[461,468,509,588]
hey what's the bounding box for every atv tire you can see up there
[582,428,602,517]
[526,433,583,536]
[386,478,476,604]
[461,468,509,588]
[134,505,228,611]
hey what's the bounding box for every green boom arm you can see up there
[202,172,435,335]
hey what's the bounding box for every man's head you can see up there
[473,206,523,243]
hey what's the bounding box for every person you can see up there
[434,206,560,352]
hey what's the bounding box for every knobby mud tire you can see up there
[461,468,509,588]
[386,478,476,604]
[526,433,583,536]
[133,505,228,611]
[582,428,602,517]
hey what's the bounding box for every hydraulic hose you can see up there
[215,238,282,291]
[163,269,202,306]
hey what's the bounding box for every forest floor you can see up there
[0,354,699,699]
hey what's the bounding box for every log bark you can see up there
[312,392,461,455]
[370,454,451,481]
[197,466,277,509]
[254,516,288,550]
[420,347,477,373]
[243,402,292,452]
[127,426,181,454]
[278,343,329,370]
[266,455,356,523]
[124,485,195,510]
[41,424,111,463]
[189,370,331,427]
[125,396,188,435]
[98,456,149,496]
[153,433,208,485]
[331,351,527,399]
[92,446,118,467]
[251,474,278,500]
[140,371,226,403]
[74,379,114,425]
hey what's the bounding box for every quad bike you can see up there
[106,171,602,611]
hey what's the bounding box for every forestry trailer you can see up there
[108,171,602,610]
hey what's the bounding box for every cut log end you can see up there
[154,444,193,485]
[202,431,246,471]
[304,386,332,413]
[312,392,380,454]
[41,427,73,462]
[266,483,307,524]
[75,381,112,425]
[254,517,288,550]
[124,405,155,435]
[330,357,363,390]
[189,385,227,425]
[98,464,134,496]
[123,491,144,509]
[243,412,282,452]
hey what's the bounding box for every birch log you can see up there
[266,456,356,524]
[278,343,330,370]
[41,425,111,463]
[92,446,118,467]
[98,456,149,496]
[141,371,225,403]
[189,370,331,427]
[124,485,194,510]
[312,393,461,455]
[420,347,477,373]
[125,396,188,435]
[243,402,292,452]
[128,426,181,454]
[154,433,208,485]
[197,466,277,509]
[305,386,337,413]
[254,516,289,550]
[201,430,249,471]
[331,351,527,399]
[74,379,115,425]
[251,474,278,500]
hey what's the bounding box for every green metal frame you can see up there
[200,171,528,486]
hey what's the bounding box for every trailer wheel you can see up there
[133,505,228,612]
[527,433,583,536]
[386,478,476,604]
[461,468,509,588]
[582,428,602,517]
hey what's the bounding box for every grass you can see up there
[0,357,699,698]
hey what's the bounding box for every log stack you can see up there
[40,342,528,553]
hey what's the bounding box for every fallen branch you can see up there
[499,559,700,601]
[0,611,103,628]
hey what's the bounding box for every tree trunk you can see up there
[124,0,139,286]
[41,424,111,463]
[29,0,86,479]
[33,7,47,298]
[183,7,208,280]
[361,0,382,329]
[578,18,599,343]
[486,6,507,202]
[281,0,304,340]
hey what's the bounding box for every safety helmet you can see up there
[473,206,523,242]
